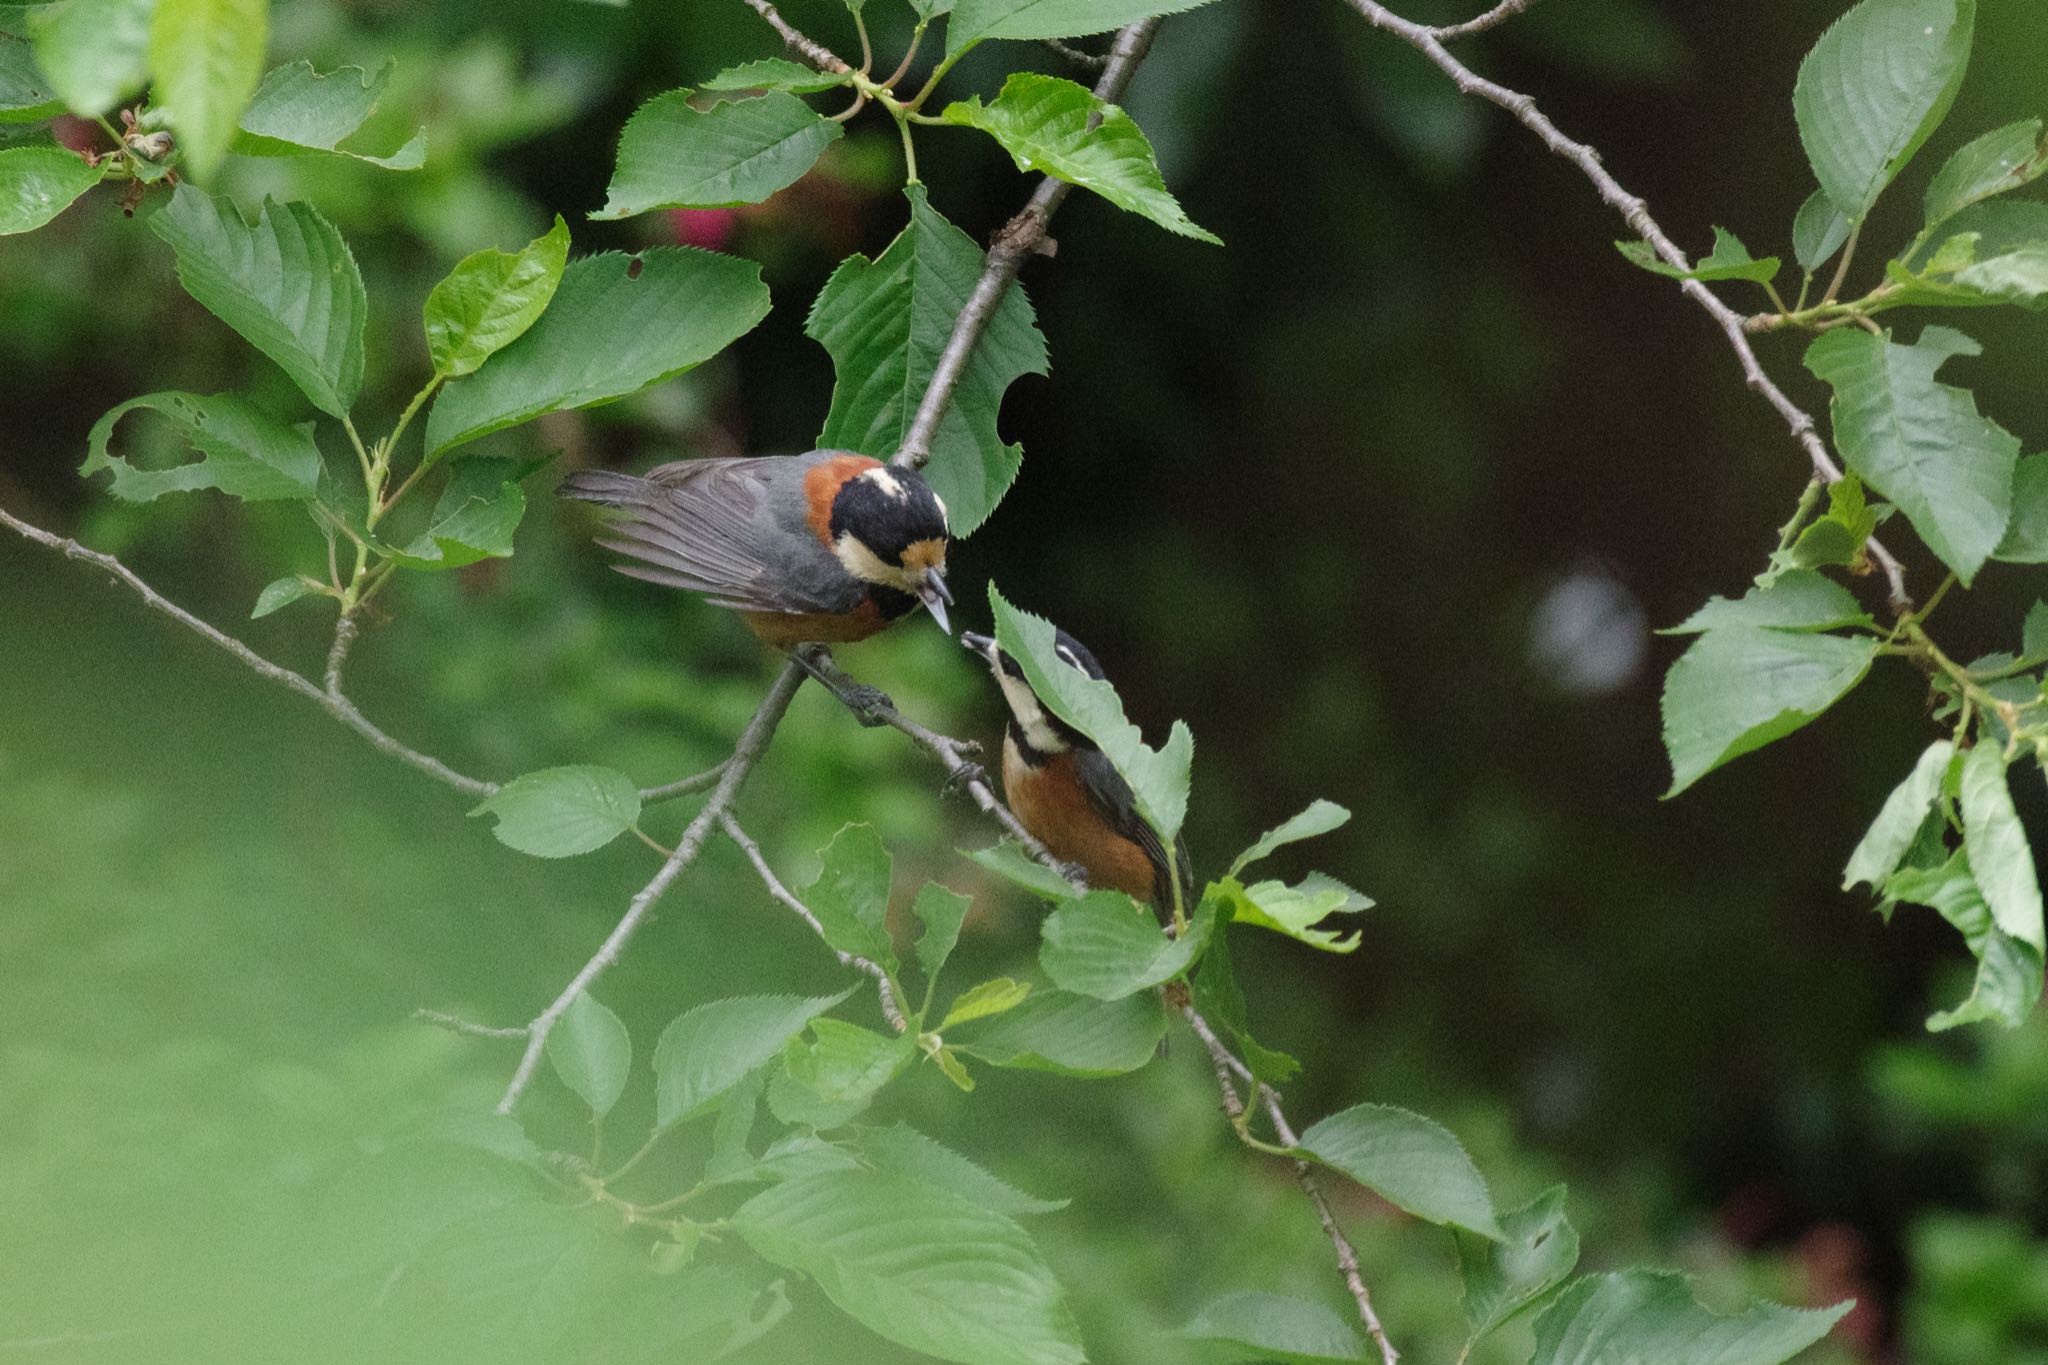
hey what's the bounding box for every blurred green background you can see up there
[4,0,2047,1360]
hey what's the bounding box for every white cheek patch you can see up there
[861,468,909,501]
[996,671,1067,752]
[833,534,915,591]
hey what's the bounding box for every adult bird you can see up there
[960,626,1193,916]
[559,452,953,715]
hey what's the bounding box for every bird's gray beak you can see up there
[918,569,953,635]
[959,631,996,665]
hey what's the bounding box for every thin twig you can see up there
[1042,38,1109,71]
[893,19,1162,471]
[494,661,808,1114]
[739,0,851,74]
[0,505,500,798]
[1332,0,1911,613]
[1429,0,1536,39]
[415,1008,529,1040]
[1181,1007,1399,1364]
[640,759,730,803]
[720,812,908,1033]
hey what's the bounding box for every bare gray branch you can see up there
[740,0,852,74]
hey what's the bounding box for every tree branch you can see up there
[893,19,1163,471]
[640,759,730,803]
[1041,37,1109,71]
[493,660,808,1114]
[720,811,909,1033]
[1429,0,1537,39]
[0,505,501,798]
[1181,1006,1399,1364]
[1332,0,1912,612]
[740,0,852,74]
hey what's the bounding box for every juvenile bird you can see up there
[960,627,1193,915]
[559,452,953,711]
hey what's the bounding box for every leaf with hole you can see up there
[1458,1186,1581,1349]
[1793,0,1974,222]
[151,186,367,419]
[596,89,840,217]
[732,1170,1084,1365]
[700,58,850,95]
[771,1019,913,1129]
[80,391,322,503]
[1295,1103,1502,1240]
[1804,325,2018,584]
[1213,872,1370,953]
[469,764,641,858]
[424,248,768,459]
[912,881,972,991]
[941,73,1217,243]
[807,185,1046,536]
[389,456,538,569]
[652,990,854,1128]
[1615,227,1779,284]
[234,59,426,168]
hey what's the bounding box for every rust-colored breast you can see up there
[741,598,888,647]
[803,454,884,546]
[1004,743,1158,904]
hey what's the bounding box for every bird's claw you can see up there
[1057,860,1090,887]
[941,761,990,798]
[837,683,895,727]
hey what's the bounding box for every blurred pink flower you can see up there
[669,209,737,250]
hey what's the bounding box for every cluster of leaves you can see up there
[1635,0,2048,1035]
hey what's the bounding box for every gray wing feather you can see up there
[558,458,853,614]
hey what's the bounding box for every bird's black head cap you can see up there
[829,466,951,567]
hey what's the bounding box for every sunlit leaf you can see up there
[0,142,97,233]
[469,764,641,858]
[937,976,1031,1029]
[28,0,151,118]
[956,988,1165,1077]
[148,0,268,182]
[424,216,570,378]
[81,390,321,502]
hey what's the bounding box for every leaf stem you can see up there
[1821,221,1861,306]
[882,20,928,90]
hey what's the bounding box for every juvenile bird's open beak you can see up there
[918,569,953,635]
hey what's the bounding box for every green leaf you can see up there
[804,823,898,973]
[1661,627,1878,796]
[0,7,63,122]
[940,73,1217,243]
[1615,227,1780,284]
[469,764,641,858]
[150,185,366,419]
[732,1171,1084,1365]
[1530,1270,1852,1365]
[1804,325,2019,584]
[547,990,631,1119]
[1926,926,2041,1031]
[806,185,1046,536]
[912,881,972,990]
[965,840,1079,900]
[0,143,97,233]
[234,59,426,168]
[1213,873,1370,953]
[909,0,955,18]
[424,247,769,459]
[595,89,840,218]
[1663,571,1874,635]
[773,1018,914,1128]
[1958,745,2046,956]
[1793,0,1974,222]
[1793,188,1851,273]
[1458,1187,1581,1348]
[250,575,319,617]
[956,988,1165,1077]
[945,0,1218,54]
[1784,474,1889,571]
[1843,740,1955,890]
[1999,453,2048,563]
[424,216,570,378]
[938,976,1031,1029]
[652,990,854,1127]
[989,583,1194,842]
[28,0,151,118]
[389,456,534,569]
[1039,889,1214,999]
[700,57,851,95]
[1295,1103,1502,1240]
[1924,119,2047,235]
[1180,1291,1368,1364]
[850,1124,1067,1216]
[1229,798,1351,877]
[80,390,321,502]
[147,0,268,182]
[1190,925,1300,1085]
[2024,600,2048,660]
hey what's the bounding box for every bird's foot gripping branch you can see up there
[0,0,1903,1360]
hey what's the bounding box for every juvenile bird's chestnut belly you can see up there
[1002,740,1158,903]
